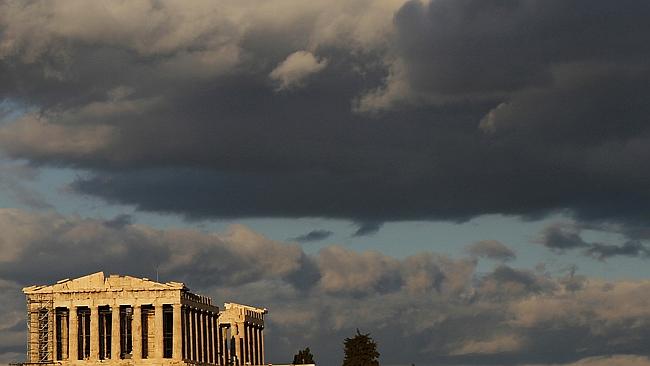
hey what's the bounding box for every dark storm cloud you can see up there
[289,229,333,242]
[391,0,650,98]
[3,209,650,366]
[586,241,650,261]
[538,222,650,260]
[1,1,650,228]
[539,224,588,251]
[352,221,383,237]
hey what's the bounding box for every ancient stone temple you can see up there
[21,272,268,365]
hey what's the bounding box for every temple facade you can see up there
[22,272,267,366]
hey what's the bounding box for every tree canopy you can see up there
[293,347,315,365]
[342,329,380,366]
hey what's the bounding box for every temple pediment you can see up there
[23,271,185,294]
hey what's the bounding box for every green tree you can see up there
[342,329,380,366]
[293,347,315,364]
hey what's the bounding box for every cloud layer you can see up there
[0,0,649,228]
[537,221,650,260]
[2,209,650,366]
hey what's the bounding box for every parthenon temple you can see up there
[21,272,268,365]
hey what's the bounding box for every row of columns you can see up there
[38,304,266,365]
[53,304,181,361]
[227,322,263,366]
[181,305,220,364]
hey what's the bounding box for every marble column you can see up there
[196,309,201,362]
[214,315,219,364]
[248,324,255,365]
[219,326,227,366]
[226,326,232,366]
[191,309,197,361]
[253,325,260,365]
[249,325,254,365]
[198,311,203,363]
[260,328,264,365]
[207,313,213,364]
[258,326,263,365]
[173,304,182,359]
[180,307,185,359]
[60,311,69,360]
[200,311,205,363]
[90,307,99,360]
[69,307,78,361]
[194,309,197,362]
[249,326,253,366]
[184,307,190,360]
[218,326,226,365]
[244,323,250,365]
[111,306,120,359]
[132,306,142,359]
[212,313,221,365]
[202,312,207,363]
[234,324,241,366]
[207,314,212,364]
[154,304,164,359]
[203,312,209,362]
[247,325,252,365]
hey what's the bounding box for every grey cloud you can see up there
[1,1,650,240]
[586,241,650,261]
[0,279,26,365]
[352,221,383,237]
[373,0,650,107]
[525,355,650,366]
[316,245,402,295]
[538,222,650,261]
[103,214,133,229]
[0,161,51,209]
[538,224,588,251]
[289,229,333,243]
[2,209,650,365]
[479,64,650,145]
[466,240,516,262]
[0,209,304,287]
[478,265,555,300]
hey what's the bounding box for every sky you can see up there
[1,1,650,365]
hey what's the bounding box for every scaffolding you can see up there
[27,294,54,364]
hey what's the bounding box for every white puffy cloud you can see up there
[269,51,328,90]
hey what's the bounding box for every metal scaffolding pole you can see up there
[26,294,54,364]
